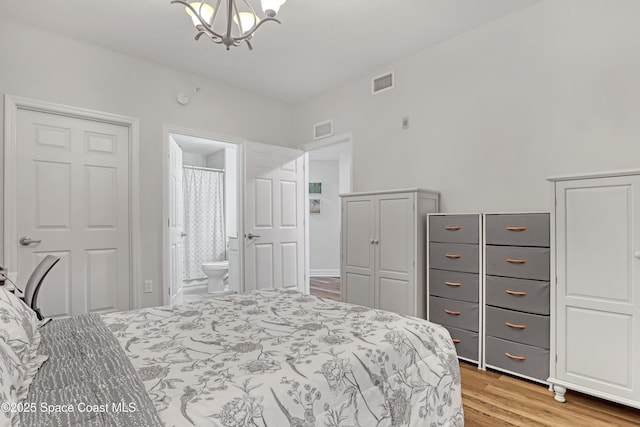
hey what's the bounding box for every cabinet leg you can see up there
[553,385,567,403]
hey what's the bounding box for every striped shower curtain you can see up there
[182,168,226,281]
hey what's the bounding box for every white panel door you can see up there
[244,142,305,291]
[341,196,375,307]
[16,109,130,317]
[169,138,185,305]
[555,175,640,401]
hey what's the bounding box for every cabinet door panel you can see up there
[343,272,374,308]
[377,195,412,275]
[378,277,410,315]
[343,198,374,270]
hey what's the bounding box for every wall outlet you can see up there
[144,280,153,293]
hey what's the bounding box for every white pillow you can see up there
[0,338,23,427]
[0,286,40,366]
[0,287,48,406]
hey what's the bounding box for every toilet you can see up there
[201,261,229,294]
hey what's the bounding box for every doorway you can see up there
[303,135,352,301]
[163,128,241,305]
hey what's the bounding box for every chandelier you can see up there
[171,0,287,50]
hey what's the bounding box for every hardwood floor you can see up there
[461,362,640,426]
[309,276,341,301]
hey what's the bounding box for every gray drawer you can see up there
[429,242,479,273]
[486,276,549,315]
[429,296,479,332]
[486,246,550,281]
[485,306,549,348]
[442,325,479,361]
[429,269,479,303]
[485,336,549,381]
[485,214,549,247]
[429,215,479,244]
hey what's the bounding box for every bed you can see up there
[1,287,463,426]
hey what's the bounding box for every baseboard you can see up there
[309,269,340,277]
[183,279,207,289]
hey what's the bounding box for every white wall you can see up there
[206,150,225,169]
[0,20,295,308]
[309,160,340,275]
[293,0,640,213]
[338,148,352,194]
[224,147,238,238]
[183,152,206,167]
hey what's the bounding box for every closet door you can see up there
[375,193,414,315]
[341,196,375,307]
[555,174,640,403]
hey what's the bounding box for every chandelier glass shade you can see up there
[171,0,287,50]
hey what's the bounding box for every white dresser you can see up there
[548,170,640,408]
[340,189,439,317]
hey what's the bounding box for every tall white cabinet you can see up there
[340,189,439,317]
[549,171,640,408]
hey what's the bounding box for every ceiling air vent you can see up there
[372,71,394,95]
[313,120,333,140]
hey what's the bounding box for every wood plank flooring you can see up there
[308,277,640,425]
[461,362,640,426]
[309,276,341,301]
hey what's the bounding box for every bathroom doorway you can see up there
[166,131,240,304]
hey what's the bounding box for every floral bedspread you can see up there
[102,289,463,426]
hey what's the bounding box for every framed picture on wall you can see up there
[310,199,321,214]
[309,182,322,194]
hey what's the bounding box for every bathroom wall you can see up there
[206,150,226,169]
[183,152,206,167]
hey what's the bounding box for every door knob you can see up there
[245,233,261,240]
[19,236,42,246]
[181,232,187,238]
[635,251,640,259]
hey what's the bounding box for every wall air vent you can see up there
[372,71,394,95]
[313,120,333,140]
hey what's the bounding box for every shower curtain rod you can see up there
[183,165,225,173]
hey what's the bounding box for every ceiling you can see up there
[0,0,538,105]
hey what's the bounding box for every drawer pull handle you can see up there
[444,309,461,315]
[452,339,461,344]
[505,226,527,232]
[505,322,527,329]
[445,281,462,287]
[444,226,461,231]
[445,253,461,259]
[506,259,527,264]
[505,290,527,296]
[505,352,526,361]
